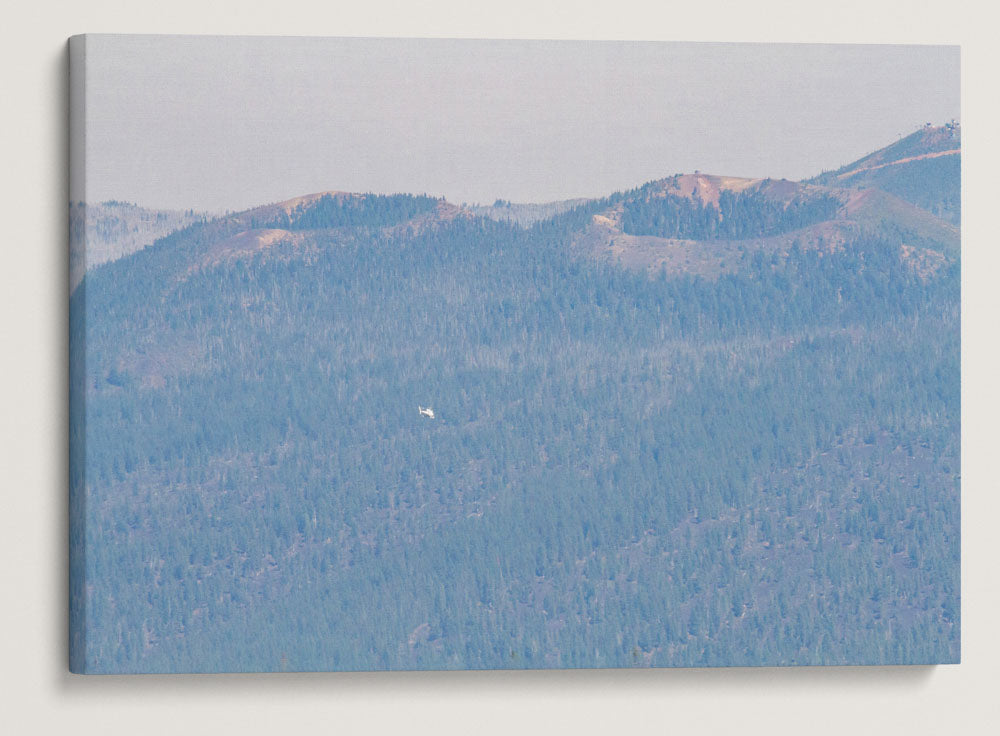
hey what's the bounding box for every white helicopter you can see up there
[418,406,435,419]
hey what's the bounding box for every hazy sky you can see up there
[77,35,959,212]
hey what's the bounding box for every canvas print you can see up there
[68,36,960,673]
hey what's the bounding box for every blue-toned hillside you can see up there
[70,181,960,673]
[809,124,961,225]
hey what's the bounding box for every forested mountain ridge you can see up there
[562,171,956,278]
[810,123,960,183]
[70,136,960,673]
[79,164,957,293]
[807,123,961,225]
[69,201,207,289]
[70,124,960,288]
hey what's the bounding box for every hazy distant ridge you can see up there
[70,201,207,289]
[468,198,592,226]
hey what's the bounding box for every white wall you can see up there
[2,2,997,734]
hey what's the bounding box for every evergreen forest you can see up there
[69,137,960,673]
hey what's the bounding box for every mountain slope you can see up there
[69,201,207,289]
[807,124,961,225]
[71,166,959,672]
[567,172,957,278]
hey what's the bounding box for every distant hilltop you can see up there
[807,123,960,224]
[72,125,960,291]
